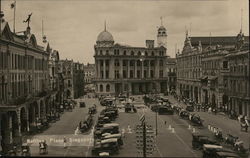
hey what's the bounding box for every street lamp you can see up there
[155,109,158,136]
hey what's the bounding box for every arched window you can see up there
[159,60,163,66]
[131,51,134,56]
[145,51,148,56]
[138,51,141,56]
[100,84,103,92]
[123,51,126,56]
[106,84,110,92]
[151,51,155,56]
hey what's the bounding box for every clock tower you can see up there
[157,17,167,48]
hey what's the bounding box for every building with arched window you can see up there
[93,22,170,96]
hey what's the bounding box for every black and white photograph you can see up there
[0,0,249,157]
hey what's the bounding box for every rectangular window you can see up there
[150,61,154,67]
[123,70,127,78]
[130,70,134,78]
[144,70,147,78]
[159,70,163,78]
[106,70,109,78]
[130,61,134,66]
[101,71,104,79]
[150,70,154,78]
[123,60,127,66]
[137,70,140,78]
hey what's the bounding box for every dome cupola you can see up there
[96,21,114,47]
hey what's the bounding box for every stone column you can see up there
[16,109,22,137]
[8,115,13,144]
[127,60,130,78]
[135,60,137,78]
[110,59,114,79]
[148,60,151,78]
[103,59,106,79]
[120,59,123,79]
[141,60,144,79]
[155,59,159,78]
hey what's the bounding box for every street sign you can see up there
[140,114,145,122]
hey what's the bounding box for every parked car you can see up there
[80,102,86,108]
[186,105,194,112]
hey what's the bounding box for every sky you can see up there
[1,0,249,64]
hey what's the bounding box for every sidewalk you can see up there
[167,95,250,149]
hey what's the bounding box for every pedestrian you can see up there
[63,136,67,148]
[122,128,125,138]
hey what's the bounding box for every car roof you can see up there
[104,133,122,138]
[203,144,223,149]
[103,123,119,127]
[101,138,118,144]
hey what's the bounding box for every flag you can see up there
[10,1,16,9]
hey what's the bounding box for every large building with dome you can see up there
[93,23,170,96]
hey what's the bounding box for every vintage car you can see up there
[92,138,119,155]
[190,114,203,126]
[94,126,119,139]
[202,144,235,158]
[95,123,119,130]
[80,115,93,132]
[118,95,127,102]
[192,133,219,150]
[21,143,30,156]
[186,105,194,112]
[79,102,86,108]
[215,151,240,158]
[89,107,97,114]
[150,104,159,112]
[158,106,174,115]
[102,133,123,146]
[100,98,115,106]
[124,103,137,113]
[179,110,190,120]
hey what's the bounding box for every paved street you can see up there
[23,98,101,157]
[19,95,249,157]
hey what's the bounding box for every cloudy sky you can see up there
[2,0,249,64]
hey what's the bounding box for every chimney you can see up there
[146,40,154,48]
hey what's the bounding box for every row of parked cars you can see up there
[192,132,249,158]
[144,95,174,115]
[91,106,123,156]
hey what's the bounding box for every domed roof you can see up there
[97,30,114,42]
[158,25,166,31]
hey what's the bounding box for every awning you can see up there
[208,76,218,80]
[200,76,208,80]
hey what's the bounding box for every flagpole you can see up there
[13,1,16,33]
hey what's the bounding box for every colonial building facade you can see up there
[84,63,95,84]
[176,29,249,116]
[73,62,84,99]
[93,24,169,96]
[223,32,249,116]
[0,15,85,153]
[165,58,177,93]
[0,19,58,152]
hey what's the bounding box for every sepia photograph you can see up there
[0,0,249,157]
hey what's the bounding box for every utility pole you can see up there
[155,111,158,136]
[0,0,3,38]
[143,122,146,158]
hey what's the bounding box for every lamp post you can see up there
[155,110,158,136]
